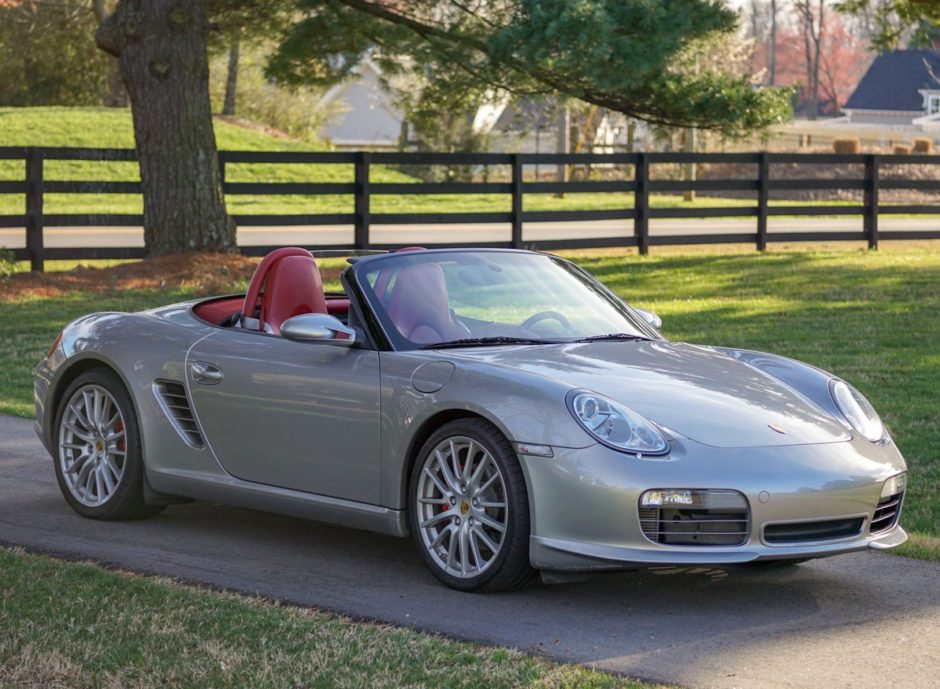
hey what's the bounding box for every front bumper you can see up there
[519,436,907,572]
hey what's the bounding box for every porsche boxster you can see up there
[34,247,907,591]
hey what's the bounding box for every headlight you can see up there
[567,390,669,456]
[830,380,885,442]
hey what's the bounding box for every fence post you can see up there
[354,151,371,249]
[218,151,227,186]
[634,152,649,255]
[510,154,523,249]
[864,154,879,250]
[25,147,44,272]
[757,152,769,252]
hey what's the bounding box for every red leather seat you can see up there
[242,248,327,335]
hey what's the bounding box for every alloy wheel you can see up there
[415,435,509,578]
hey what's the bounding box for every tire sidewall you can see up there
[408,418,531,592]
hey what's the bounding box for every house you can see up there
[843,50,940,126]
[316,59,405,149]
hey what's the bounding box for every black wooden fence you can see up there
[2,147,939,271]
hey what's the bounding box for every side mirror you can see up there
[281,313,357,346]
[634,307,662,330]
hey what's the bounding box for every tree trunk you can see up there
[223,32,240,116]
[95,0,235,255]
[769,0,777,86]
[91,0,128,107]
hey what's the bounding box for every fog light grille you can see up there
[871,491,904,534]
[638,489,749,546]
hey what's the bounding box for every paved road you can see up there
[3,413,939,689]
[0,217,937,249]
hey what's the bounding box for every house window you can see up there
[929,95,940,115]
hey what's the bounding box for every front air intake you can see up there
[154,380,204,449]
[639,489,750,546]
[871,491,904,534]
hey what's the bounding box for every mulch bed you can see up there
[5,252,343,303]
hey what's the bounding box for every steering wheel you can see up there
[521,310,573,334]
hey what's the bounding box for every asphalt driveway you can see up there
[3,413,939,689]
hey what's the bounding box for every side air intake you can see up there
[154,380,204,449]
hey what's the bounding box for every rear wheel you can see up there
[53,368,164,521]
[409,418,535,592]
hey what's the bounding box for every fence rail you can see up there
[2,147,940,271]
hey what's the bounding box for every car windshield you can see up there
[354,250,654,350]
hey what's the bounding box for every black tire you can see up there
[408,418,536,592]
[52,368,164,521]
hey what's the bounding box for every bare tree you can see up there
[794,0,826,119]
[770,0,779,86]
[222,30,240,116]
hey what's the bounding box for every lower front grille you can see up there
[764,517,864,544]
[639,489,749,546]
[871,491,904,534]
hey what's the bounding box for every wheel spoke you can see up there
[429,525,451,550]
[66,452,92,475]
[104,412,121,435]
[467,453,491,491]
[418,496,449,505]
[69,403,92,431]
[474,471,499,497]
[446,528,458,569]
[469,528,484,570]
[63,422,94,443]
[105,454,122,481]
[458,526,469,575]
[435,450,461,493]
[473,524,499,553]
[474,510,506,533]
[420,510,456,529]
[423,466,451,498]
[99,464,115,494]
[462,440,476,482]
[94,465,104,500]
[83,461,96,497]
[478,500,506,509]
[448,440,462,483]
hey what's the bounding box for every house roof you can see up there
[845,50,940,112]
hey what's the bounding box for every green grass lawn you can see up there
[0,548,655,689]
[0,106,879,219]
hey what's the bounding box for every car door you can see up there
[186,329,381,504]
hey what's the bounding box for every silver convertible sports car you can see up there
[34,247,908,591]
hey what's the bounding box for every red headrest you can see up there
[243,247,313,322]
[261,255,328,335]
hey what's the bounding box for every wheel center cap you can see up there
[459,500,470,515]
[95,438,105,453]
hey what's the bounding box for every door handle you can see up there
[190,361,223,385]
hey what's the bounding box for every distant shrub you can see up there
[832,138,860,154]
[893,145,912,155]
[912,138,933,154]
[0,249,15,280]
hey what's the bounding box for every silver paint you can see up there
[34,248,908,577]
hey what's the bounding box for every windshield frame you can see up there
[348,248,663,352]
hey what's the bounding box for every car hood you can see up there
[449,340,851,448]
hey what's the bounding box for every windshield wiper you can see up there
[575,333,654,343]
[421,336,559,349]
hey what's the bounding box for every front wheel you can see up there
[409,418,535,592]
[53,368,164,521]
